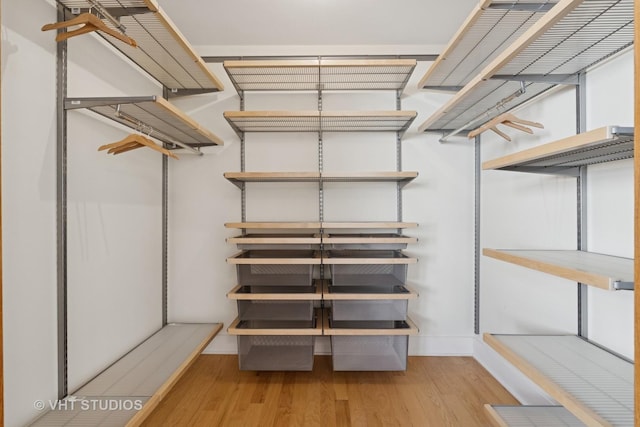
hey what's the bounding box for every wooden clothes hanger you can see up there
[98,133,179,160]
[42,12,137,47]
[468,112,544,142]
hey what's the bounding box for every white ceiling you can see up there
[157,0,477,48]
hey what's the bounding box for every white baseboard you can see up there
[203,333,474,356]
[472,336,556,405]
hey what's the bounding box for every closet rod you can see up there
[439,82,526,143]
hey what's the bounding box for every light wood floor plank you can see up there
[143,355,518,426]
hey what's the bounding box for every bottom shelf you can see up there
[485,405,586,427]
[31,323,223,426]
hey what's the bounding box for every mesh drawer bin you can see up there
[237,335,316,371]
[326,250,413,287]
[330,335,408,371]
[237,300,315,321]
[229,233,321,250]
[331,299,408,321]
[324,233,414,250]
[231,250,318,286]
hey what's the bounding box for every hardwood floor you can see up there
[142,355,517,426]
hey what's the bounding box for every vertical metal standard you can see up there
[396,90,403,224]
[318,87,324,223]
[161,87,169,326]
[474,135,481,335]
[576,72,588,338]
[56,3,69,399]
[240,91,246,227]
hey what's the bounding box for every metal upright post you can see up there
[396,90,403,225]
[576,72,588,338]
[161,87,170,326]
[56,3,69,399]
[474,135,481,335]
[240,91,246,228]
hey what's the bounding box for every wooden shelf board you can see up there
[324,252,417,265]
[321,222,419,229]
[224,171,418,185]
[483,248,633,291]
[483,126,634,172]
[225,222,322,229]
[226,250,322,265]
[323,234,418,244]
[227,311,323,336]
[322,282,417,301]
[483,334,633,427]
[227,284,322,301]
[58,1,224,91]
[484,405,587,427]
[65,97,223,148]
[324,316,419,336]
[226,234,322,245]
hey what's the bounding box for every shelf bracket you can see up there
[166,88,221,98]
[613,281,634,291]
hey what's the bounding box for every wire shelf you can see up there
[65,96,223,148]
[419,0,633,134]
[224,59,417,93]
[57,0,224,91]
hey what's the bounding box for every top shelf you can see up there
[418,0,633,134]
[483,126,634,174]
[418,0,556,90]
[57,0,224,92]
[223,59,417,93]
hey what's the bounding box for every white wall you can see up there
[3,1,165,425]
[479,49,634,361]
[169,55,478,356]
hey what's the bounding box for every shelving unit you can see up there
[51,0,227,416]
[65,96,224,150]
[223,58,419,371]
[483,249,633,291]
[484,334,633,427]
[417,0,633,137]
[57,0,225,93]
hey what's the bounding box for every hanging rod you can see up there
[85,0,127,33]
[439,82,527,143]
[114,106,202,155]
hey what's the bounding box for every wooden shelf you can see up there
[31,323,222,426]
[321,222,419,229]
[418,0,633,134]
[418,0,554,91]
[227,250,322,265]
[224,171,418,187]
[322,282,417,301]
[324,316,419,336]
[225,222,322,229]
[484,405,586,427]
[483,249,634,291]
[483,126,634,174]
[223,110,417,134]
[227,234,322,245]
[224,222,418,230]
[324,233,417,245]
[228,310,324,336]
[324,250,417,265]
[224,59,417,92]
[58,1,224,92]
[227,284,322,301]
[484,334,633,427]
[65,96,223,148]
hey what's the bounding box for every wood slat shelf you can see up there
[227,250,322,265]
[484,405,586,427]
[65,96,223,148]
[227,284,323,301]
[57,1,224,92]
[482,126,634,174]
[224,171,418,188]
[223,110,417,135]
[224,59,417,93]
[483,248,634,291]
[323,316,419,336]
[31,323,222,427]
[484,334,633,427]
[418,0,633,134]
[418,0,555,90]
[225,222,322,229]
[322,282,418,301]
[228,310,324,336]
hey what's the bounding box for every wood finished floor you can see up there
[142,355,517,426]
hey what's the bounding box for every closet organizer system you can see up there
[38,1,224,425]
[222,59,420,371]
[418,0,634,426]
